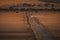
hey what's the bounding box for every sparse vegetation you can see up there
[0,3,60,12]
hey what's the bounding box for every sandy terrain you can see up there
[0,12,37,40]
[0,0,45,6]
[0,0,60,40]
[0,12,29,33]
[32,12,60,29]
[32,12,60,40]
[0,11,60,40]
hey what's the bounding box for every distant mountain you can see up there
[38,0,60,3]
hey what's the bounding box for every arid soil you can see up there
[0,0,60,40]
[0,12,37,40]
[0,0,45,6]
[32,12,60,40]
[0,11,60,40]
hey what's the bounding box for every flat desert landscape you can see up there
[0,0,60,40]
[0,11,60,40]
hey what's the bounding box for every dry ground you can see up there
[32,12,60,40]
[0,12,60,40]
